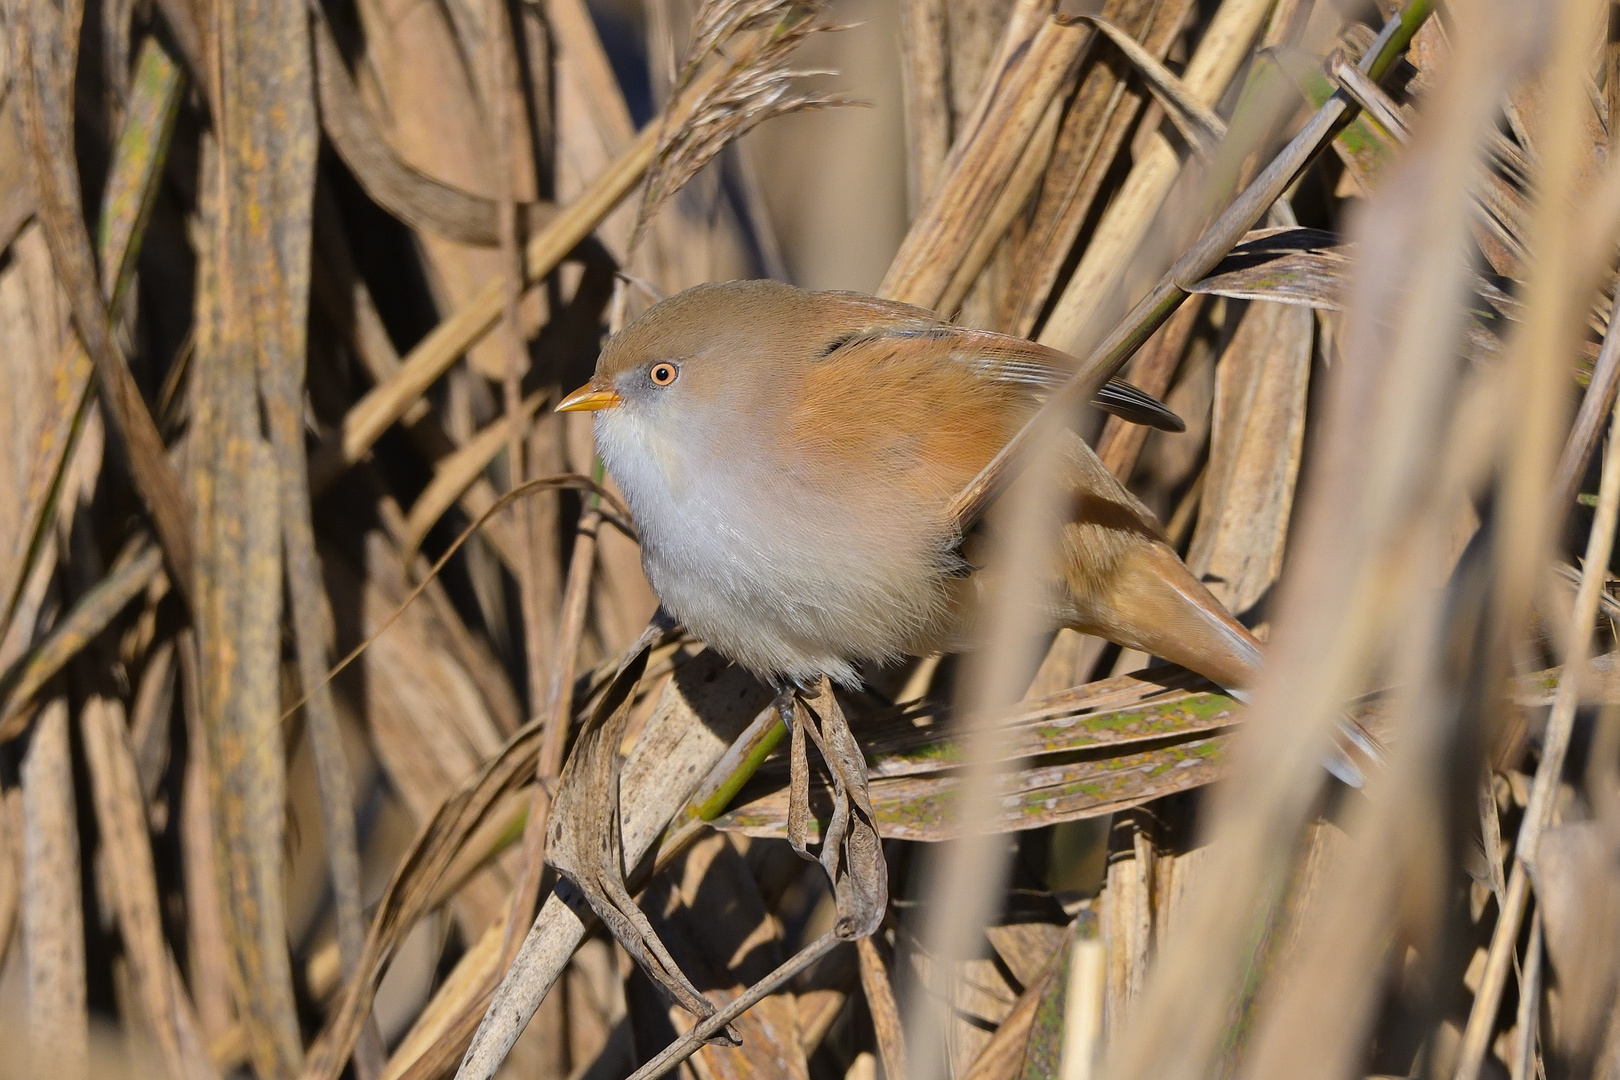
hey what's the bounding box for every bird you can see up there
[557,277,1264,695]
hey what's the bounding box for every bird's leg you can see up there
[788,677,887,939]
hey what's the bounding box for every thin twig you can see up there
[622,932,843,1080]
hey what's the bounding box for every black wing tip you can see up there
[1094,379,1186,432]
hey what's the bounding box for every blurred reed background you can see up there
[2,1,1619,1080]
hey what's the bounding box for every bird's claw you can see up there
[781,678,887,940]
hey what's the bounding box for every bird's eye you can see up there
[649,362,679,386]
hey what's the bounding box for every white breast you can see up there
[594,407,958,688]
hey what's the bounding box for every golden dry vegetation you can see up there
[1,1,1619,1080]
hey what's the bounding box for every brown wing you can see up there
[805,296,1182,431]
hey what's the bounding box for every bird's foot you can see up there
[546,616,740,1042]
[781,677,887,939]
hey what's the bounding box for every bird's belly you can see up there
[635,488,960,688]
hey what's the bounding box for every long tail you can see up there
[1069,537,1264,690]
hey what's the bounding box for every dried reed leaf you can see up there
[203,431,301,1078]
[0,541,162,740]
[456,650,772,1080]
[311,12,556,247]
[402,391,548,559]
[1000,0,1194,338]
[1187,227,1352,307]
[20,698,87,1080]
[881,13,1089,308]
[15,0,195,602]
[2,33,185,631]
[79,695,195,1080]
[1186,299,1314,617]
[1037,0,1274,355]
[717,671,1249,841]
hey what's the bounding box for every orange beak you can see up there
[556,376,623,413]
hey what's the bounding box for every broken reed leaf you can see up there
[455,651,771,1080]
[310,10,558,247]
[15,0,197,607]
